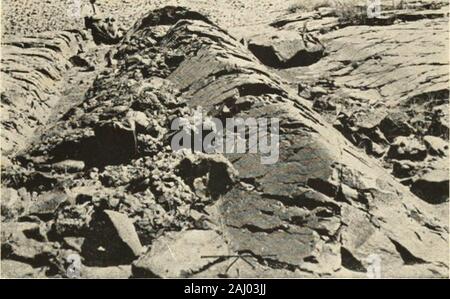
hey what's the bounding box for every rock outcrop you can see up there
[261,3,449,206]
[1,31,86,160]
[1,6,448,278]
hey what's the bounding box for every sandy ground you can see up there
[1,0,299,36]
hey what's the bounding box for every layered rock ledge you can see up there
[1,6,448,278]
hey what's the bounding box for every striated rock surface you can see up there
[140,9,447,277]
[1,31,86,160]
[1,5,449,278]
[132,230,229,278]
[265,4,449,206]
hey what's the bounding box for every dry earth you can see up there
[2,0,295,35]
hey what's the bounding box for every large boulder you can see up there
[27,191,72,221]
[411,168,449,204]
[247,28,325,68]
[81,210,143,267]
[82,210,143,266]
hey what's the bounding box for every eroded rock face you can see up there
[302,17,449,126]
[1,6,448,278]
[274,12,449,133]
[266,4,449,205]
[132,230,229,278]
[1,31,86,160]
[115,7,447,277]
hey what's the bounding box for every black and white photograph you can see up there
[0,0,449,281]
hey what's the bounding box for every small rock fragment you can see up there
[387,136,427,161]
[52,160,85,173]
[423,136,448,156]
[28,191,71,221]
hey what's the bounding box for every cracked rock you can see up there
[132,230,229,278]
[1,3,448,278]
[411,168,449,204]
[82,210,143,266]
[247,29,325,68]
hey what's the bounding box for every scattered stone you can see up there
[310,86,328,97]
[428,105,449,138]
[379,115,415,142]
[387,136,427,161]
[85,16,124,45]
[1,222,40,242]
[62,237,85,253]
[52,203,94,238]
[1,4,448,278]
[392,161,419,178]
[176,152,238,200]
[22,222,52,242]
[28,191,72,221]
[313,96,337,111]
[1,188,28,221]
[126,110,150,130]
[1,230,57,267]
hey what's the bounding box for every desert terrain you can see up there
[1,0,449,278]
